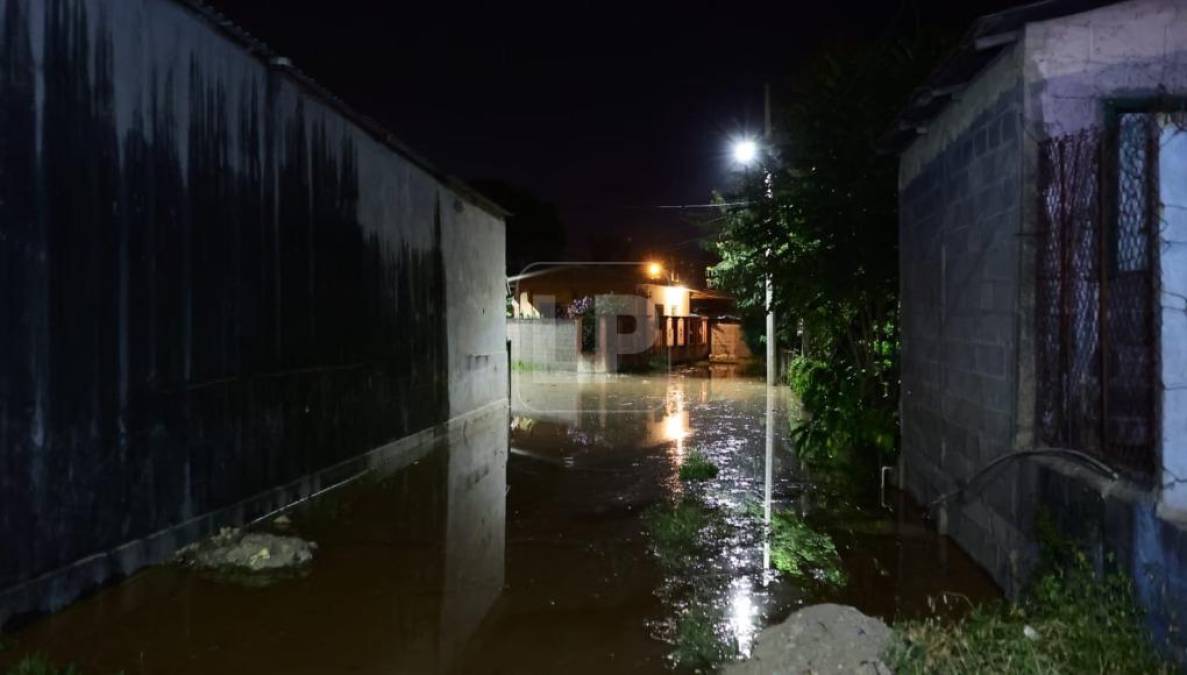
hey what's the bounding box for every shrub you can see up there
[768,508,846,586]
[787,355,897,465]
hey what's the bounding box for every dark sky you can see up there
[205,0,1025,268]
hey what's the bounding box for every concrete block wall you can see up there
[1023,0,1187,518]
[897,1,1187,658]
[899,46,1032,591]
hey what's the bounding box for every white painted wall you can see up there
[1159,120,1187,518]
[1024,0,1187,138]
[443,195,508,419]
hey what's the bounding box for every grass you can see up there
[891,546,1175,674]
[678,451,719,481]
[643,499,711,566]
[761,507,847,587]
[671,603,738,671]
[4,655,80,675]
[730,501,849,586]
[511,359,538,373]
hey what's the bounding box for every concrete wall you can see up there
[898,0,1187,660]
[1022,2,1187,658]
[0,0,505,626]
[1023,0,1187,517]
[898,44,1029,590]
[709,322,753,362]
[1159,123,1187,518]
[507,319,579,372]
[1023,0,1187,138]
[638,283,691,317]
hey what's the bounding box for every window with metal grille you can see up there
[1035,112,1159,477]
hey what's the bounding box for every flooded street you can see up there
[0,369,998,674]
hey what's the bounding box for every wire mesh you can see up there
[1035,118,1157,477]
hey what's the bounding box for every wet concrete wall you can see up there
[898,46,1029,592]
[0,0,505,626]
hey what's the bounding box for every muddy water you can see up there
[0,368,999,674]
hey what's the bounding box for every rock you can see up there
[273,514,292,529]
[724,604,894,675]
[177,530,315,573]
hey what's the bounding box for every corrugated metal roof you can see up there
[169,0,511,218]
[880,0,1121,154]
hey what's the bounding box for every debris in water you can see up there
[176,527,315,578]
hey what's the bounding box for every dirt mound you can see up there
[725,603,893,674]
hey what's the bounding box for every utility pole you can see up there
[764,83,777,387]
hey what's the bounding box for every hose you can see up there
[927,447,1119,512]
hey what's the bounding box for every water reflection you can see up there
[0,409,509,675]
[728,577,759,657]
[510,370,1002,670]
[4,370,1002,674]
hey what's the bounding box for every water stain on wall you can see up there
[0,0,451,609]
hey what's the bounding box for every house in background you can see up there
[886,0,1187,660]
[690,288,754,363]
[511,262,691,319]
[507,262,712,372]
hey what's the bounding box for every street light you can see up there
[727,88,776,387]
[732,138,759,166]
[646,261,665,279]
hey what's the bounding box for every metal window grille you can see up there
[1035,116,1158,477]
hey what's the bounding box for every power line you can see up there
[654,201,752,209]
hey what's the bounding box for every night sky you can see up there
[204,0,1026,272]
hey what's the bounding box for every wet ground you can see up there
[0,366,1000,674]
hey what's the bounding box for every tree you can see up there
[710,36,946,462]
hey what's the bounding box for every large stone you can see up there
[725,604,893,675]
[176,527,316,573]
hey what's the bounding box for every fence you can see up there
[1035,119,1158,476]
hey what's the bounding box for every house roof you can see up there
[689,289,735,301]
[880,0,1121,153]
[170,0,510,219]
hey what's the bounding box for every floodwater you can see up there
[0,367,1000,674]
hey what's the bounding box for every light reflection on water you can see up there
[2,368,1004,674]
[511,367,1002,670]
[728,577,759,657]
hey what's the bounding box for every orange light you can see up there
[646,262,664,279]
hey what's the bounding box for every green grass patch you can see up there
[671,604,738,670]
[4,655,80,675]
[891,548,1174,674]
[678,451,719,481]
[643,499,712,568]
[511,359,537,373]
[768,508,847,586]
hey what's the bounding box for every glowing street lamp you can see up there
[646,261,664,279]
[729,89,776,387]
[732,138,759,166]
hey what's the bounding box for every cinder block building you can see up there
[887,0,1187,660]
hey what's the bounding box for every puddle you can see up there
[0,367,999,674]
